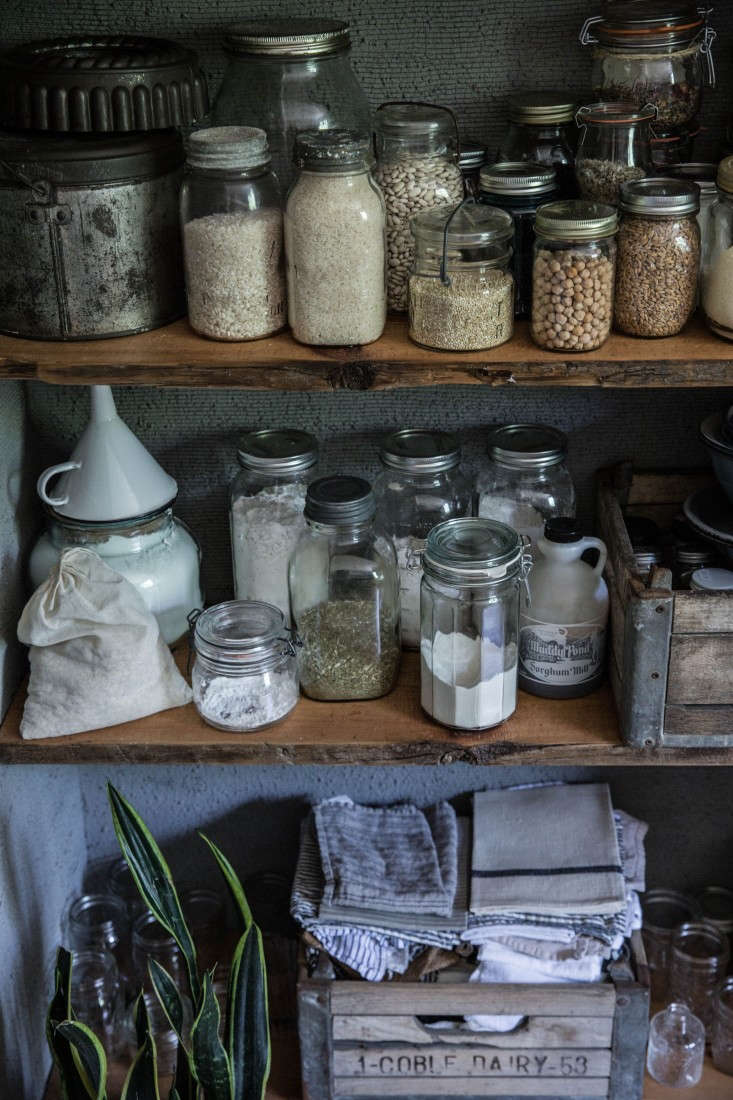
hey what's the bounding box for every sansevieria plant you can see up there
[46,783,271,1100]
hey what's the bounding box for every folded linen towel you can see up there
[470,783,626,917]
[614,809,648,892]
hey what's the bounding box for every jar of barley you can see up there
[374,103,464,312]
[531,200,618,352]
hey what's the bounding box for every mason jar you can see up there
[66,894,132,989]
[476,424,576,551]
[230,429,319,622]
[373,430,472,650]
[479,161,559,318]
[421,518,529,731]
[191,600,300,732]
[497,91,577,198]
[615,178,700,337]
[642,888,703,1002]
[212,19,371,192]
[702,157,733,341]
[697,887,733,969]
[373,103,464,312]
[289,476,400,701]
[531,200,618,352]
[458,140,487,198]
[713,979,733,1075]
[575,102,655,205]
[408,203,514,351]
[668,921,730,1030]
[180,126,286,342]
[670,163,718,295]
[285,130,386,346]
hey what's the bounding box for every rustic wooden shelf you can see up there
[3,316,733,391]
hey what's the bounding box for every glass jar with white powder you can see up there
[703,156,733,341]
[373,430,472,649]
[230,429,318,623]
[421,518,529,731]
[191,600,300,732]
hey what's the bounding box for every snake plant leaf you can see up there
[122,994,160,1100]
[107,784,200,1004]
[148,961,197,1100]
[46,948,89,1100]
[227,925,271,1100]
[198,834,252,932]
[55,1022,107,1100]
[190,971,233,1100]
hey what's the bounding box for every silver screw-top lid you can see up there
[690,568,733,592]
[224,19,351,58]
[458,140,487,170]
[480,160,558,196]
[535,200,618,241]
[380,429,461,474]
[305,476,375,525]
[187,126,271,171]
[509,91,576,125]
[424,517,523,583]
[619,177,700,216]
[488,424,568,470]
[237,429,318,475]
[295,129,370,170]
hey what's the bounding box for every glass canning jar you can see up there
[458,140,487,198]
[70,950,125,1057]
[697,887,733,968]
[670,163,718,296]
[191,600,300,733]
[373,103,464,312]
[531,200,618,352]
[713,978,733,1075]
[66,894,132,988]
[476,424,576,551]
[230,429,319,622]
[614,177,700,338]
[642,888,703,1002]
[107,857,146,920]
[479,161,559,319]
[702,157,733,341]
[373,429,472,650]
[420,518,529,731]
[408,203,515,351]
[285,130,386,347]
[180,127,285,342]
[497,91,577,198]
[212,20,371,192]
[575,102,656,205]
[668,921,730,1030]
[132,911,186,994]
[289,476,400,701]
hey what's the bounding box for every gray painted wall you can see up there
[0,382,33,719]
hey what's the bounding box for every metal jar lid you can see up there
[509,91,576,126]
[690,567,733,592]
[458,140,487,171]
[587,1,705,50]
[488,424,568,470]
[224,19,350,58]
[619,177,700,215]
[669,162,719,196]
[410,203,514,249]
[237,429,318,475]
[187,126,270,172]
[717,156,733,196]
[305,476,375,525]
[0,35,208,133]
[480,160,558,197]
[294,129,370,170]
[380,429,461,474]
[535,200,618,241]
[0,128,184,185]
[423,517,523,584]
[375,102,454,140]
[675,542,717,565]
[193,600,293,672]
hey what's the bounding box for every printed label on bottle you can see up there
[519,617,606,686]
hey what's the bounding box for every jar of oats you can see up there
[531,201,618,352]
[374,103,464,312]
[615,177,700,337]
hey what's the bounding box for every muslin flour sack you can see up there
[17,546,192,739]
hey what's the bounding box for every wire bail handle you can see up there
[520,535,533,607]
[439,195,478,287]
[579,14,603,45]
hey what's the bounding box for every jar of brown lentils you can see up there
[531,200,618,351]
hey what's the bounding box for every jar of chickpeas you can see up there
[531,200,618,351]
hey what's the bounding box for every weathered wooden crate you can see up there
[297,933,649,1099]
[597,464,733,748]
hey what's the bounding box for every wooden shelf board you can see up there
[3,649,731,766]
[645,1059,732,1098]
[3,316,733,391]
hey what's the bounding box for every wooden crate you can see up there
[597,464,733,748]
[297,934,649,1100]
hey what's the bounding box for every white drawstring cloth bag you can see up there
[17,546,192,739]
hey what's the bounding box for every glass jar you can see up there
[373,430,472,650]
[614,178,700,338]
[191,600,300,732]
[673,542,720,588]
[132,911,186,993]
[697,887,733,968]
[289,476,400,701]
[713,978,733,1075]
[70,950,125,1057]
[670,163,718,293]
[458,140,487,198]
[635,546,664,580]
[476,424,576,551]
[575,102,655,205]
[420,518,528,730]
[230,429,319,622]
[180,126,285,342]
[531,200,618,352]
[284,130,386,346]
[181,888,228,975]
[66,894,132,988]
[580,3,716,133]
[642,889,703,1002]
[408,203,515,351]
[479,161,559,319]
[124,991,192,1080]
[107,857,146,920]
[373,103,464,312]
[497,91,577,198]
[647,1003,705,1088]
[650,124,697,168]
[212,19,371,192]
[702,157,733,341]
[668,921,730,1029]
[29,507,202,646]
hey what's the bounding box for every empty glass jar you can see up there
[498,91,577,198]
[712,978,733,1075]
[668,921,730,1029]
[107,857,146,919]
[697,887,733,967]
[132,911,186,993]
[642,889,703,1001]
[646,1003,705,1088]
[66,893,132,987]
[70,950,125,1057]
[575,102,655,205]
[181,888,228,974]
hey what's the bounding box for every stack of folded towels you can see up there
[291,782,646,1026]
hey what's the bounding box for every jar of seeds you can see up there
[575,102,655,205]
[373,103,464,312]
[531,201,618,352]
[615,177,700,337]
[288,476,400,701]
[284,130,386,346]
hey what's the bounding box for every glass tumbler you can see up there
[642,889,702,1001]
[646,1003,705,1088]
[668,921,730,1029]
[70,949,125,1057]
